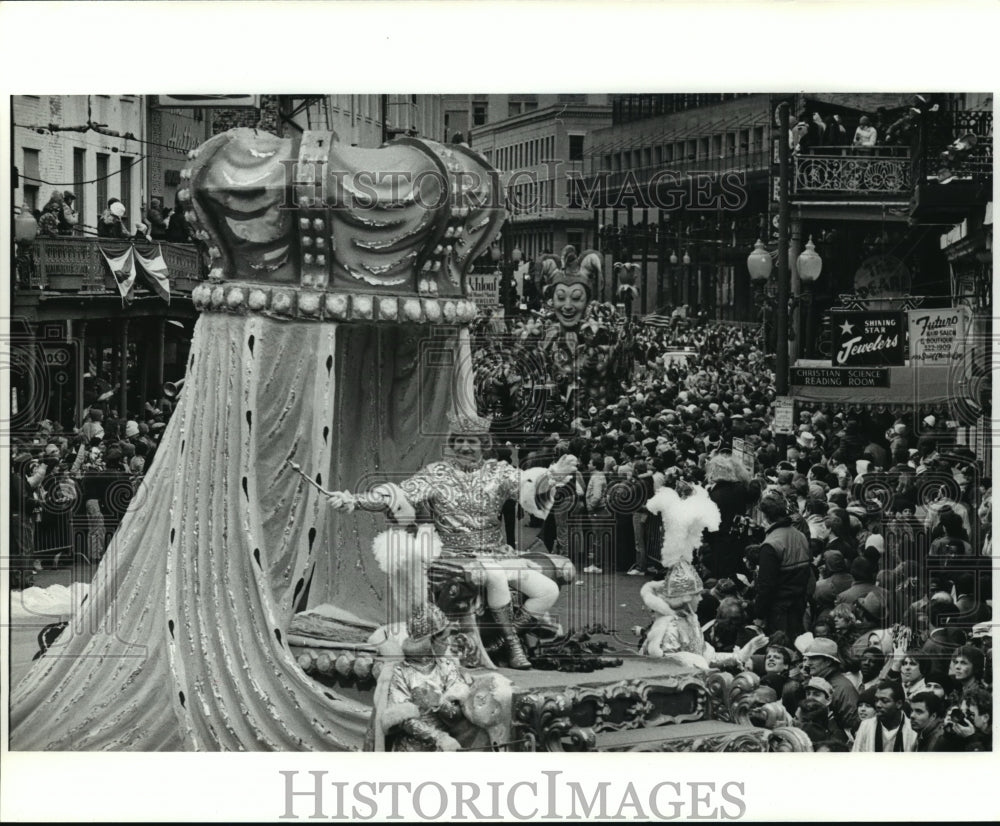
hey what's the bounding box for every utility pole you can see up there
[776,101,790,396]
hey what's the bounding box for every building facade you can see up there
[468,95,612,265]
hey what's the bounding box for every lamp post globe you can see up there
[796,236,823,283]
[747,239,772,282]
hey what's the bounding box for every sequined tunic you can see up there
[385,655,471,752]
[399,458,523,557]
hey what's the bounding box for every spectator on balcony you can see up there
[132,222,153,244]
[165,198,192,243]
[59,192,78,235]
[38,191,74,237]
[98,199,128,239]
[852,117,878,153]
[826,115,849,148]
[147,198,168,241]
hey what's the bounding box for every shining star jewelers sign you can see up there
[831,311,906,367]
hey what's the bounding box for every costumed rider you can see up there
[640,482,769,670]
[322,411,579,670]
[370,603,513,751]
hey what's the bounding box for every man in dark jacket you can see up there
[753,490,812,637]
[812,550,853,615]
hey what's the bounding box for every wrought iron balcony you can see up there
[15,237,205,297]
[793,146,911,198]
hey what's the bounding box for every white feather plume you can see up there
[646,484,721,569]
[372,525,442,621]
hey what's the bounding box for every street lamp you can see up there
[796,235,823,357]
[746,238,772,283]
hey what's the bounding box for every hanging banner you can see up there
[907,306,969,364]
[134,245,172,304]
[99,246,136,305]
[831,310,906,367]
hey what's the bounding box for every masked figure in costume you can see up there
[640,484,768,670]
[322,411,578,669]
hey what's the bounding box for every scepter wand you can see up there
[285,460,332,496]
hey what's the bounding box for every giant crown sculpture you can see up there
[180,128,505,324]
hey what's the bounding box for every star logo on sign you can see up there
[839,320,854,335]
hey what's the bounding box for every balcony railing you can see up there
[793,146,911,198]
[918,109,993,183]
[17,237,204,297]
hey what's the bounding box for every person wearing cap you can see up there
[802,676,849,742]
[852,680,916,751]
[752,490,812,638]
[321,412,579,670]
[375,604,471,752]
[131,222,152,243]
[802,636,861,733]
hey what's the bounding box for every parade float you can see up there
[9,128,808,753]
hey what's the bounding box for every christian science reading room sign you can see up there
[790,366,890,388]
[831,311,906,367]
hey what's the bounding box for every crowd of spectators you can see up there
[474,309,992,751]
[9,395,174,590]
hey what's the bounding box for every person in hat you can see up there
[99,198,129,239]
[802,636,861,733]
[640,483,767,667]
[373,604,473,751]
[852,680,917,751]
[320,411,579,670]
[752,490,812,638]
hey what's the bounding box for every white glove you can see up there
[326,491,357,512]
[738,634,769,663]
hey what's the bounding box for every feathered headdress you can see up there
[646,484,721,569]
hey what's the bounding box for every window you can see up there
[524,100,538,112]
[508,102,522,118]
[473,102,487,127]
[558,94,588,104]
[73,148,86,226]
[96,153,109,218]
[21,148,40,213]
[120,156,133,229]
[568,134,585,161]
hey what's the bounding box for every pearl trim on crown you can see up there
[191,283,480,325]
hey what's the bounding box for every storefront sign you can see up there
[467,272,502,312]
[791,367,890,388]
[908,306,969,364]
[831,311,905,367]
[732,437,755,474]
[773,396,795,435]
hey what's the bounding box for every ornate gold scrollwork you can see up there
[512,692,597,753]
[705,670,761,725]
[767,725,814,753]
